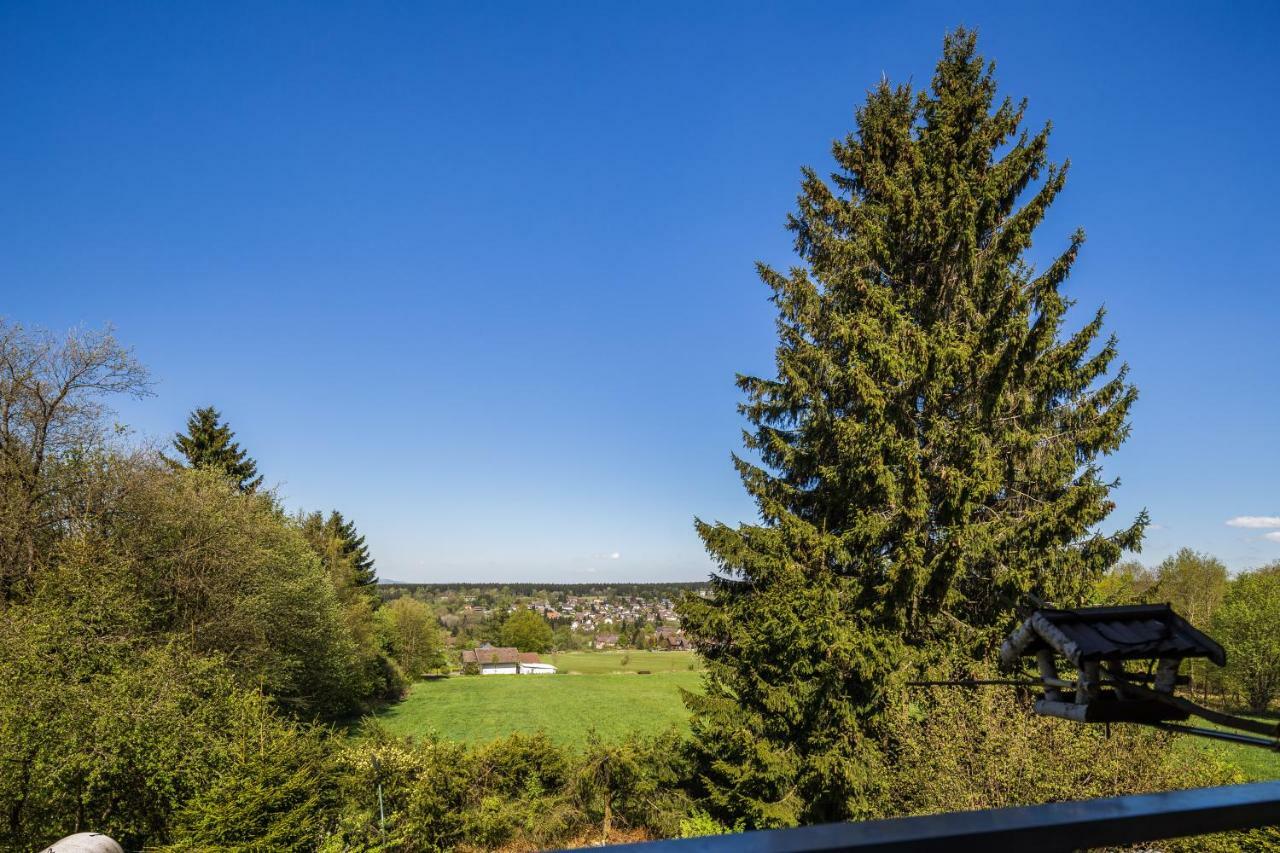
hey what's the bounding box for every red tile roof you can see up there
[461,646,521,664]
[461,647,543,665]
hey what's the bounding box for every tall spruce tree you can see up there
[172,406,263,493]
[678,29,1144,829]
[324,510,378,590]
[300,509,379,596]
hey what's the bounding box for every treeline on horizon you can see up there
[4,27,1279,853]
[378,581,708,597]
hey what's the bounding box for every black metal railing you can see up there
[585,781,1280,853]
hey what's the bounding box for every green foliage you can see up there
[327,729,686,850]
[161,697,341,852]
[382,596,447,677]
[1155,548,1228,625]
[1215,564,1280,712]
[553,624,585,650]
[885,656,1236,814]
[0,607,236,848]
[680,29,1142,828]
[1154,548,1228,699]
[679,810,743,838]
[546,650,702,674]
[0,320,150,601]
[172,405,263,493]
[1089,559,1157,605]
[501,607,554,652]
[0,553,346,850]
[308,509,378,591]
[299,508,405,702]
[111,466,371,719]
[578,727,691,840]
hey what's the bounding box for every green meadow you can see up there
[1175,713,1280,782]
[545,650,701,674]
[372,652,703,748]
[373,650,1280,787]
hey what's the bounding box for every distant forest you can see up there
[377,581,709,599]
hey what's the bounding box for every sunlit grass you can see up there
[544,650,701,674]
[370,653,702,748]
[1173,712,1280,781]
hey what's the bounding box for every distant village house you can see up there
[461,644,556,675]
[653,626,690,650]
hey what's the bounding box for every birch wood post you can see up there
[1036,649,1063,702]
[1076,661,1100,704]
[1154,658,1181,694]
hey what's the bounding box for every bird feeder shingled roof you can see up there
[999,603,1226,670]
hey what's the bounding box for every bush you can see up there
[162,695,341,852]
[882,658,1240,818]
[679,809,741,838]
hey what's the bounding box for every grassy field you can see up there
[372,652,702,748]
[1174,712,1280,781]
[374,650,1280,784]
[545,650,701,674]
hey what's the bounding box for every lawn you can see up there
[371,652,703,748]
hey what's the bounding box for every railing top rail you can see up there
[581,781,1280,853]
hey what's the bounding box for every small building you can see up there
[461,645,557,675]
[593,633,619,649]
[653,626,690,651]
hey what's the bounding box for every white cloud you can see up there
[609,552,621,560]
[1265,532,1280,543]
[1226,516,1280,529]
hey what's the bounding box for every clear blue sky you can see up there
[3,2,1277,582]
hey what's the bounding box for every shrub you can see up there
[882,657,1239,818]
[679,809,741,838]
[162,695,341,852]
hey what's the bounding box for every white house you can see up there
[461,645,557,675]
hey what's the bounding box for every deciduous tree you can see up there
[500,608,553,653]
[1214,564,1280,712]
[1090,559,1157,605]
[384,596,447,677]
[0,320,149,600]
[1153,548,1227,629]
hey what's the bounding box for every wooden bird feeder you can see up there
[914,602,1277,749]
[998,604,1227,726]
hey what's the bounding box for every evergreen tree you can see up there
[298,510,379,599]
[172,406,263,493]
[323,510,378,590]
[678,29,1144,829]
